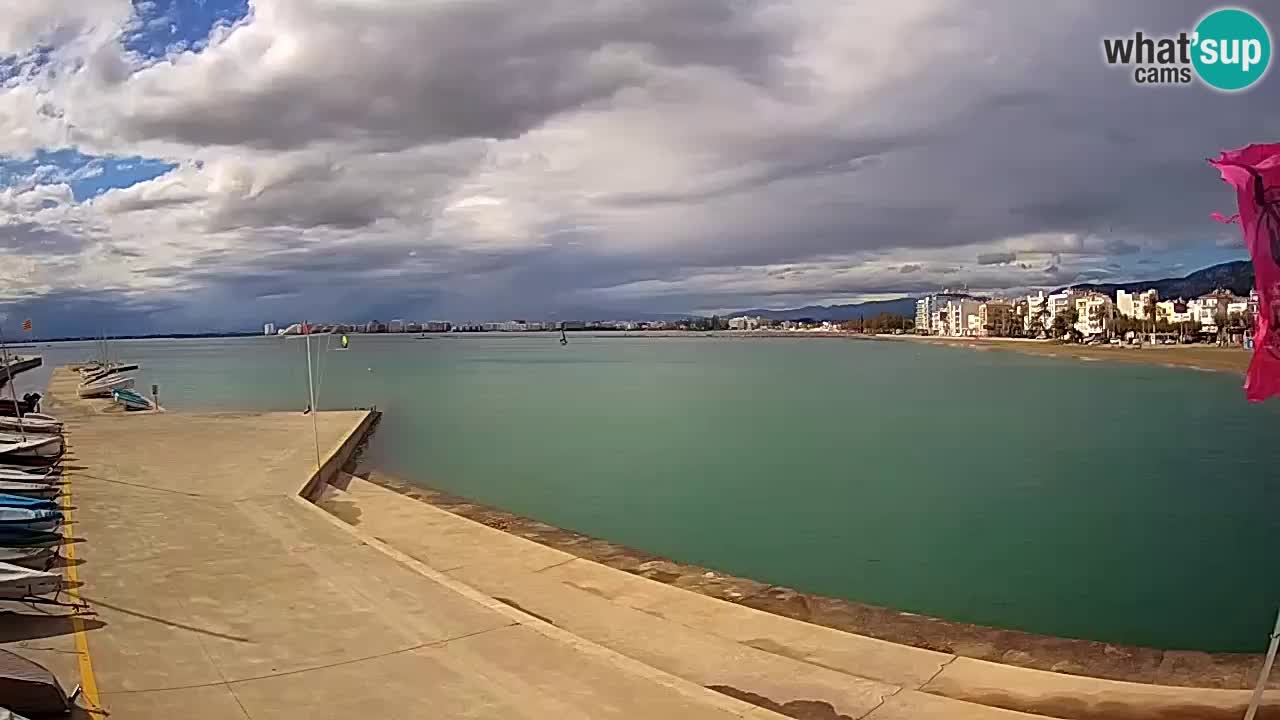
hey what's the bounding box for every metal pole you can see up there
[0,328,26,440]
[1244,605,1280,720]
[304,324,322,479]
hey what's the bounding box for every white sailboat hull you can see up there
[0,436,63,459]
[78,375,135,398]
[0,560,61,599]
[0,416,61,435]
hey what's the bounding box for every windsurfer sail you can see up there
[340,334,349,350]
[560,328,568,345]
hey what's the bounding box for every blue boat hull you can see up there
[0,494,58,511]
[0,528,61,546]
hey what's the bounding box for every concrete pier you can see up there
[0,369,782,719]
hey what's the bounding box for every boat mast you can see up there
[304,322,322,478]
[1244,605,1280,720]
[0,327,26,440]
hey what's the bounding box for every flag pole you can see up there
[1244,605,1280,720]
[304,322,322,478]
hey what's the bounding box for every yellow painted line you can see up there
[61,474,104,717]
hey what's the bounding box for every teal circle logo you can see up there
[1192,8,1271,91]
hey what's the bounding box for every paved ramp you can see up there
[0,369,777,719]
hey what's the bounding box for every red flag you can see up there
[1209,143,1280,402]
[20,319,31,332]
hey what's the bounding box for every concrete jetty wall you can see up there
[298,407,381,501]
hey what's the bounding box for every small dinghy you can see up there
[0,648,70,716]
[0,482,59,499]
[112,387,156,411]
[0,436,61,460]
[0,414,61,435]
[0,545,56,570]
[0,561,60,599]
[0,529,62,546]
[0,494,57,511]
[0,508,61,533]
[0,434,62,456]
[78,374,134,398]
[0,465,60,481]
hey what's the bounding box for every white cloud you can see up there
[0,0,1266,331]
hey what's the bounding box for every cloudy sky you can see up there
[0,0,1273,335]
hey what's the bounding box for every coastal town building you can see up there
[728,316,764,330]
[978,300,1015,337]
[944,298,982,337]
[1046,291,1075,323]
[1074,294,1113,337]
[263,323,276,336]
[1116,289,1157,319]
[1018,292,1047,333]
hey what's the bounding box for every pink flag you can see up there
[1209,143,1280,402]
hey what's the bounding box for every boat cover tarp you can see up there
[0,529,61,547]
[0,649,68,716]
[0,483,58,499]
[0,509,60,527]
[0,546,55,570]
[0,561,59,597]
[0,495,56,511]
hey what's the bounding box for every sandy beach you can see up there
[895,335,1251,375]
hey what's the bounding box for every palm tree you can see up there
[1143,293,1159,345]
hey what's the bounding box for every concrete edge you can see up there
[344,477,1280,717]
[297,409,381,501]
[290,494,784,720]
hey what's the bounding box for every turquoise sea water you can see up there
[19,335,1280,651]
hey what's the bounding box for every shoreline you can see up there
[354,468,1273,690]
[887,335,1252,375]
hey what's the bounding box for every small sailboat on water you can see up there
[560,328,568,345]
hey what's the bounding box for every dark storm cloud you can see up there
[4,0,1275,330]
[119,0,788,152]
[977,252,1016,266]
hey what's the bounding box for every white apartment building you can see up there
[1074,294,1113,336]
[263,323,276,336]
[1024,291,1048,332]
[944,299,982,337]
[1047,291,1075,323]
[1116,289,1157,319]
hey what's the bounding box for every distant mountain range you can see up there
[723,297,918,322]
[722,260,1254,322]
[1055,260,1253,299]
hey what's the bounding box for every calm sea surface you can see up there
[15,334,1280,652]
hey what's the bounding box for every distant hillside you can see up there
[725,297,918,322]
[1057,260,1253,299]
